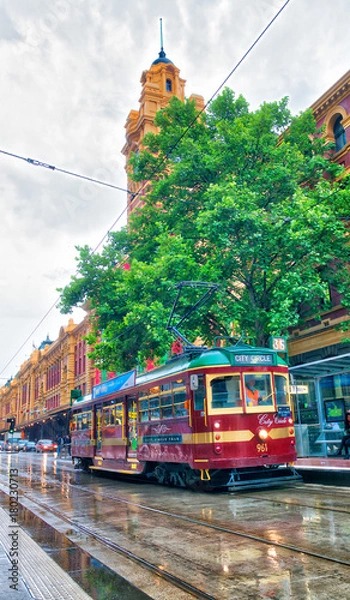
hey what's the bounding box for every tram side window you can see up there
[275,375,288,406]
[211,376,241,409]
[138,379,189,421]
[103,404,123,426]
[114,403,123,425]
[76,411,91,430]
[174,389,188,416]
[103,407,111,426]
[149,397,160,420]
[193,375,205,411]
[139,399,149,422]
[160,393,173,419]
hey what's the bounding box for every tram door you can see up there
[126,396,138,459]
[95,404,103,456]
[190,375,210,457]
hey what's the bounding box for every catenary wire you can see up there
[0,149,132,195]
[0,0,292,378]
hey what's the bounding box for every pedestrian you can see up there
[56,435,63,457]
[64,434,71,456]
[334,410,350,459]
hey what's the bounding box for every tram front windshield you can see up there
[244,374,272,407]
[209,372,289,412]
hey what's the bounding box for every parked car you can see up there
[22,441,36,452]
[35,439,57,453]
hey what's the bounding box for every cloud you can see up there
[0,6,22,42]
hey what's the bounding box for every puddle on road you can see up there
[0,493,151,600]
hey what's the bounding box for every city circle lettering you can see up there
[234,355,273,365]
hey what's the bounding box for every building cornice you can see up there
[311,70,350,120]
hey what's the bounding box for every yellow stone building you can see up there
[0,317,93,440]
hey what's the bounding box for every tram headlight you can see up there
[257,428,269,441]
[214,421,221,429]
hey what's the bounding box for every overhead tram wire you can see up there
[0,0,291,379]
[0,300,62,378]
[0,149,131,195]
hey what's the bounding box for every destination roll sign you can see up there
[234,354,274,366]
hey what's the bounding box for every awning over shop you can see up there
[289,352,350,378]
[16,407,71,429]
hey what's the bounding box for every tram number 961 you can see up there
[256,443,268,453]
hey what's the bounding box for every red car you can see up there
[35,439,57,453]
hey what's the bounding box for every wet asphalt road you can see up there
[0,451,349,600]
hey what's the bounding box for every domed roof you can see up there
[38,334,53,350]
[152,47,173,66]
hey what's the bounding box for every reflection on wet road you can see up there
[0,452,349,600]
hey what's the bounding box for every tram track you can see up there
[236,486,350,515]
[63,484,350,568]
[0,461,349,570]
[0,469,216,600]
[0,488,215,600]
[4,452,350,518]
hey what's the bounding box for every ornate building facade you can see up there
[0,317,94,440]
[288,70,350,456]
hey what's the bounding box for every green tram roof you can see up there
[136,344,287,387]
[72,345,287,407]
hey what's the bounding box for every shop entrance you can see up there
[291,380,321,456]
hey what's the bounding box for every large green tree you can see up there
[59,89,350,372]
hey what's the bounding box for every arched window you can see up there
[166,78,172,92]
[333,115,346,151]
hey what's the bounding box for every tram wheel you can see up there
[81,458,93,473]
[184,468,202,491]
[154,464,170,486]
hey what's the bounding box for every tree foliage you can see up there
[58,89,350,371]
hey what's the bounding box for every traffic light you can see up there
[7,418,16,433]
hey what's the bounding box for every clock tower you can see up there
[122,35,204,217]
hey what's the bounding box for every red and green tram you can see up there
[71,344,301,490]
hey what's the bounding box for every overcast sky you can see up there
[0,0,349,382]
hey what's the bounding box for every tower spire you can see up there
[157,17,166,60]
[160,17,164,52]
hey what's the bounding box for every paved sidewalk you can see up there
[0,506,92,600]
